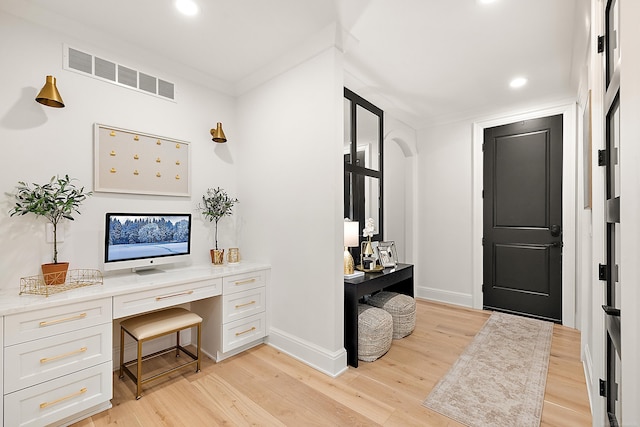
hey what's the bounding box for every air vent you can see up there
[63,44,176,101]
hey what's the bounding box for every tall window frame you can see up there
[344,88,384,263]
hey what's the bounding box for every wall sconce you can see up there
[35,75,65,108]
[344,220,363,278]
[210,122,227,143]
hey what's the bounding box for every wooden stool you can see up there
[119,307,202,399]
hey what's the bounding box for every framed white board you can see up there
[94,123,191,196]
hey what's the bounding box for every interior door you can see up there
[483,115,563,322]
[602,0,622,423]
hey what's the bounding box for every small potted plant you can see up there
[9,175,92,285]
[197,187,238,265]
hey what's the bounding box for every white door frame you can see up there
[471,102,577,327]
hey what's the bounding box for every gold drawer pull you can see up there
[155,290,193,301]
[40,347,87,364]
[235,278,256,286]
[235,300,256,309]
[39,312,87,327]
[40,387,87,409]
[235,326,256,336]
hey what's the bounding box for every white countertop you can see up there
[0,262,270,317]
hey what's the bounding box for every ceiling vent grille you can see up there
[63,45,176,101]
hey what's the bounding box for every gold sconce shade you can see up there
[35,75,65,108]
[210,122,227,143]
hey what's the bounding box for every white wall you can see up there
[383,115,418,265]
[0,11,237,290]
[416,121,474,306]
[236,46,346,376]
[619,1,640,423]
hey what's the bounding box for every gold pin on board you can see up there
[156,157,161,163]
[175,175,180,180]
[110,150,116,156]
[156,140,162,145]
[133,154,139,160]
[176,160,181,165]
[156,172,161,177]
[133,170,139,175]
[110,131,116,137]
[110,168,116,173]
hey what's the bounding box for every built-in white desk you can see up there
[0,262,270,427]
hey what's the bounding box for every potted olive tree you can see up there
[197,187,238,265]
[9,175,92,284]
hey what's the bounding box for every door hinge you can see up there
[598,150,609,166]
[600,379,607,397]
[598,149,607,166]
[599,263,608,281]
[597,35,605,53]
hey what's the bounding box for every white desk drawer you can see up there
[4,361,112,427]
[4,324,111,394]
[222,312,266,353]
[4,298,112,346]
[222,287,265,324]
[113,277,221,319]
[222,270,266,294]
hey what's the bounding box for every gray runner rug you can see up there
[423,311,553,427]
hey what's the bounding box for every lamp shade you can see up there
[344,220,360,247]
[210,122,227,143]
[35,75,65,108]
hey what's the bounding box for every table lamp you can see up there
[344,220,364,278]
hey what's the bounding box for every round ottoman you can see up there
[357,304,393,362]
[367,291,416,339]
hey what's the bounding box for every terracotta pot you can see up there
[210,249,224,265]
[41,262,69,285]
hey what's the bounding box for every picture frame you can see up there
[376,241,397,267]
[582,90,592,209]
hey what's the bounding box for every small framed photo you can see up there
[376,241,397,267]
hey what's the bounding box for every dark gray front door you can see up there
[483,115,563,322]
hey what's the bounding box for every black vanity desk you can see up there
[344,263,414,367]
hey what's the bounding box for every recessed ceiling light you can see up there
[478,0,498,4]
[175,0,199,16]
[510,77,528,88]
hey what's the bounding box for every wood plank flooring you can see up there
[73,300,591,426]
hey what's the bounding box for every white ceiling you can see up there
[1,0,589,129]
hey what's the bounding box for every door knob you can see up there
[550,224,561,237]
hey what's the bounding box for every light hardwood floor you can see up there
[74,300,592,426]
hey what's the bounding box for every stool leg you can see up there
[119,327,125,379]
[136,339,143,399]
[176,331,180,357]
[196,323,201,373]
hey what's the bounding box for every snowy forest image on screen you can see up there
[107,215,190,261]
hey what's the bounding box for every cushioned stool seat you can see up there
[119,307,202,399]
[357,304,393,362]
[367,291,416,339]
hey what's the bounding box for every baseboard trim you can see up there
[267,327,348,378]
[583,344,594,414]
[415,286,473,307]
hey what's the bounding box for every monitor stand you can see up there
[132,267,165,275]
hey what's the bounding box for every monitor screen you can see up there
[104,213,191,272]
